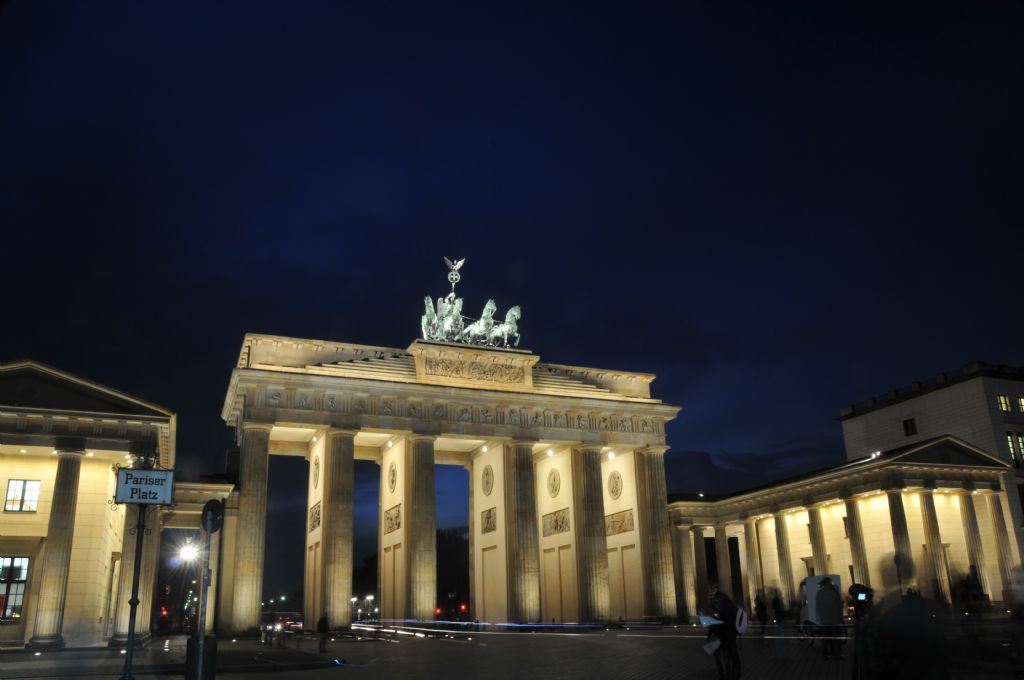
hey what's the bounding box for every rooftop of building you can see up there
[838,360,1024,420]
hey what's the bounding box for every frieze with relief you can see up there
[481,507,497,534]
[542,508,570,537]
[605,509,634,536]
[424,357,525,384]
[384,504,402,534]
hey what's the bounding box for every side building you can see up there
[0,360,231,649]
[667,361,1024,620]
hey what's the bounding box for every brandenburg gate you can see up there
[217,259,680,632]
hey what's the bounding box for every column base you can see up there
[25,634,66,650]
[106,632,152,648]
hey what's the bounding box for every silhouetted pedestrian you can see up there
[815,577,843,660]
[317,613,329,653]
[707,591,741,680]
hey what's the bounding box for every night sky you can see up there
[2,2,1022,598]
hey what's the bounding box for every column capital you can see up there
[54,448,85,459]
[240,421,274,433]
[409,432,437,444]
[637,445,669,456]
[326,428,358,439]
[573,443,603,454]
[509,437,538,448]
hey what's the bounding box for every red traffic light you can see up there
[459,603,467,612]
[160,606,168,617]
[435,607,442,615]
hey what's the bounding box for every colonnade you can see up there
[225,424,677,633]
[672,487,1017,618]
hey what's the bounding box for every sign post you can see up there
[193,499,223,680]
[115,464,174,680]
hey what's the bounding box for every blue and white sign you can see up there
[115,468,175,505]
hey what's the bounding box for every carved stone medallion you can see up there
[388,461,397,493]
[547,469,560,498]
[481,464,494,496]
[313,454,320,489]
[608,470,622,500]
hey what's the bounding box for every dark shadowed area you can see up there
[2,1,1022,599]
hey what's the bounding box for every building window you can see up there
[902,418,917,436]
[1007,432,1018,466]
[4,481,40,512]
[0,556,30,620]
[1016,434,1024,469]
[998,394,1011,412]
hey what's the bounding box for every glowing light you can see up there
[607,451,615,460]
[86,452,94,457]
[34,652,41,656]
[351,597,358,603]
[482,446,488,453]
[179,544,199,561]
[366,594,374,601]
[312,435,318,443]
[546,449,554,457]
[19,449,26,453]
[698,492,704,498]
[387,440,393,448]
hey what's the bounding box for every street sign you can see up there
[115,468,175,505]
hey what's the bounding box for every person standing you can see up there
[317,613,330,653]
[707,591,741,680]
[815,578,843,660]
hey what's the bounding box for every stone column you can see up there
[230,422,272,633]
[773,512,796,609]
[205,525,221,633]
[691,526,710,611]
[672,525,697,620]
[571,446,610,622]
[467,460,476,618]
[322,430,355,627]
[406,435,437,620]
[887,489,914,588]
[28,449,84,649]
[987,492,1015,601]
[137,519,161,637]
[634,448,676,618]
[743,518,763,612]
[958,491,991,597]
[714,525,733,597]
[844,496,871,587]
[109,505,156,646]
[920,490,951,604]
[808,505,828,575]
[504,441,541,622]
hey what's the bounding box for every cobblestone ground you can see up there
[252,627,1009,680]
[4,626,1012,680]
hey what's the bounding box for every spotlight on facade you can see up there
[387,440,393,448]
[607,451,615,460]
[482,446,488,453]
[546,449,554,457]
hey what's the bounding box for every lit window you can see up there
[1017,433,1024,469]
[998,395,1011,412]
[902,418,917,436]
[0,556,30,620]
[1019,397,1024,412]
[4,481,40,512]
[1007,432,1017,465]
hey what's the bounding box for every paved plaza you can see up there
[1,624,1014,680]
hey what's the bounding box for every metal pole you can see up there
[121,505,148,680]
[196,516,213,680]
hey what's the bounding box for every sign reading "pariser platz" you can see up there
[115,468,175,505]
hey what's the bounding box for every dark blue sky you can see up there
[2,2,1022,595]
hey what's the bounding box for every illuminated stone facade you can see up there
[219,334,680,632]
[0,361,231,649]
[668,364,1024,620]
